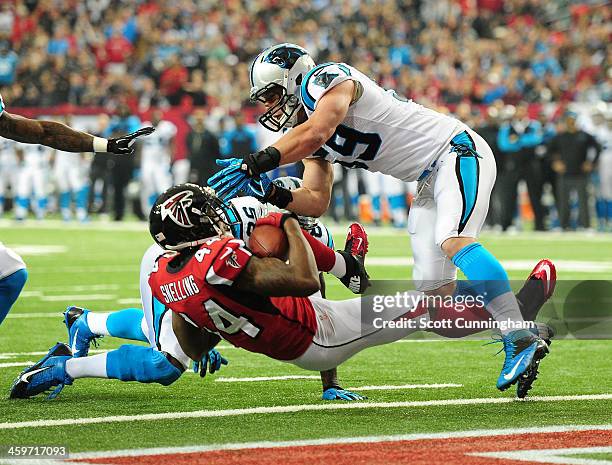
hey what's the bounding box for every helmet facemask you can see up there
[251,83,301,132]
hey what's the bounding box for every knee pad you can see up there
[106,345,183,386]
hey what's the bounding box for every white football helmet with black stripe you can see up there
[249,43,315,132]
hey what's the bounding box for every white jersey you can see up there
[141,120,176,165]
[22,144,51,168]
[0,137,17,166]
[226,196,333,248]
[300,62,466,181]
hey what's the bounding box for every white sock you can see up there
[486,292,525,335]
[328,251,347,278]
[65,353,108,379]
[87,312,111,336]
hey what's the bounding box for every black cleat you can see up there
[338,251,370,294]
[516,338,550,399]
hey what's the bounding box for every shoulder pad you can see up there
[301,63,352,111]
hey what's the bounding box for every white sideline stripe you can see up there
[66,424,612,460]
[0,349,106,359]
[40,294,117,302]
[347,383,463,391]
[0,361,34,368]
[9,245,68,256]
[472,446,612,465]
[367,257,612,272]
[5,312,64,319]
[117,298,142,305]
[1,394,611,431]
[215,375,320,382]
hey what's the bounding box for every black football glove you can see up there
[107,126,155,155]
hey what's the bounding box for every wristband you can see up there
[243,146,281,175]
[93,137,108,153]
[266,184,293,209]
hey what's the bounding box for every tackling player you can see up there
[0,93,154,328]
[208,43,550,395]
[10,183,370,401]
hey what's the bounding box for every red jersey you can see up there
[148,236,317,361]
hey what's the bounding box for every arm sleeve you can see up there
[520,121,543,149]
[497,124,519,153]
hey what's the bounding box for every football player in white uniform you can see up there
[140,110,176,213]
[53,116,90,222]
[0,92,153,328]
[209,44,552,396]
[0,137,18,216]
[15,142,52,220]
[15,182,369,400]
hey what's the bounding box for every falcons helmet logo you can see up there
[160,190,194,228]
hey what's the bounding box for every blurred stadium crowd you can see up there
[0,0,610,231]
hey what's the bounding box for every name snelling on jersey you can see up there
[159,275,200,304]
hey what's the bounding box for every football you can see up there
[248,224,289,259]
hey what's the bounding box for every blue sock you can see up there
[106,345,182,385]
[59,191,71,210]
[452,243,511,305]
[106,308,147,342]
[0,269,28,326]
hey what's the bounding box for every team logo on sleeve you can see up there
[313,71,339,89]
[161,191,194,228]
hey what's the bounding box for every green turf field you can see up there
[0,220,611,458]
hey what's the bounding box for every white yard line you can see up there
[214,375,321,382]
[1,394,610,431]
[347,383,463,391]
[0,361,34,368]
[472,446,612,465]
[64,424,612,460]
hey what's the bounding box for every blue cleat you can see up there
[322,387,367,401]
[64,306,100,358]
[496,329,548,393]
[9,343,74,400]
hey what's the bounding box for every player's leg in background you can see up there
[14,163,32,221]
[33,163,47,220]
[0,244,27,326]
[73,156,90,222]
[600,152,612,231]
[172,158,190,185]
[363,170,383,224]
[55,158,72,221]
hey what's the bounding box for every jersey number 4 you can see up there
[203,300,261,338]
[314,125,381,169]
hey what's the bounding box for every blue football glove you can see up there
[193,349,229,378]
[245,172,273,201]
[322,388,367,401]
[207,158,251,201]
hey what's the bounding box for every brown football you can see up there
[249,225,289,259]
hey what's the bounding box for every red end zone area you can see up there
[72,427,612,465]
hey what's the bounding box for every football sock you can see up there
[329,252,347,278]
[65,353,108,378]
[301,229,341,275]
[0,269,27,326]
[452,242,524,335]
[89,308,147,342]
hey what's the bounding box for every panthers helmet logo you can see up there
[160,191,194,228]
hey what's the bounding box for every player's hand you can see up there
[208,158,251,200]
[322,387,367,401]
[244,172,273,201]
[193,349,229,378]
[255,212,297,229]
[107,126,155,155]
